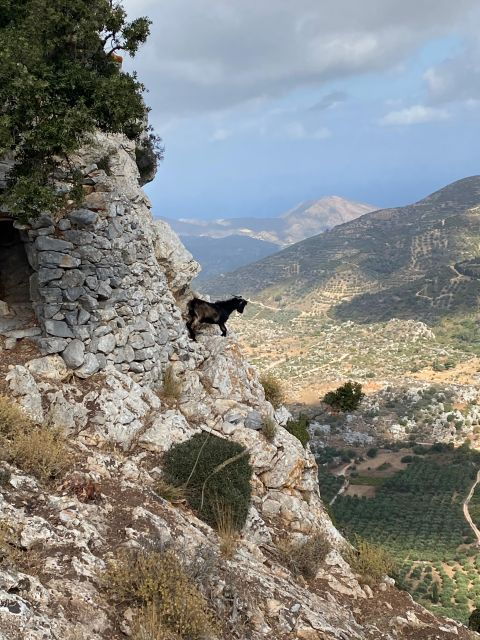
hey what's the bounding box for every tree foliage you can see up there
[323,381,365,412]
[285,415,310,447]
[0,0,151,221]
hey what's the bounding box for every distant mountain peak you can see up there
[201,176,480,325]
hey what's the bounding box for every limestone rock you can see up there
[26,355,68,380]
[62,339,86,369]
[138,410,198,452]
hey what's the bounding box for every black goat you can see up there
[186,296,248,341]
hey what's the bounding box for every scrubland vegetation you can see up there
[104,549,216,639]
[0,396,70,481]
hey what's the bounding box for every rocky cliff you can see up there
[0,134,474,639]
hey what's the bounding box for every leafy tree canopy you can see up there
[323,381,365,412]
[0,0,151,221]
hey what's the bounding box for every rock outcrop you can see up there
[0,133,474,639]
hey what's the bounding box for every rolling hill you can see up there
[181,234,279,281]
[202,176,480,324]
[163,196,375,282]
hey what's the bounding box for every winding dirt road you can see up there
[463,469,480,546]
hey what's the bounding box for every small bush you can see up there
[323,381,365,412]
[261,417,277,442]
[366,447,378,459]
[377,462,391,471]
[260,372,285,409]
[285,415,310,447]
[104,549,215,639]
[277,533,330,580]
[6,426,71,481]
[412,444,429,455]
[153,478,186,503]
[162,433,252,531]
[135,132,164,185]
[160,365,183,402]
[0,397,70,481]
[401,455,413,463]
[345,537,395,586]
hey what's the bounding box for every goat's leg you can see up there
[186,317,198,341]
[219,322,227,337]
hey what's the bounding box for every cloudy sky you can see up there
[123,0,480,219]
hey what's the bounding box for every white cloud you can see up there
[284,122,306,139]
[210,128,232,142]
[380,104,450,126]
[313,126,332,139]
[282,122,331,140]
[122,0,479,118]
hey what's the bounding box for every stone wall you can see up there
[9,133,199,383]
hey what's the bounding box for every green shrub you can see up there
[377,462,391,471]
[260,373,285,409]
[162,433,252,531]
[323,381,365,412]
[366,447,378,458]
[401,455,413,463]
[135,132,164,184]
[413,445,429,455]
[285,415,310,447]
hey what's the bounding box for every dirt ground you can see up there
[411,357,480,386]
[354,449,412,475]
[292,379,384,405]
[344,485,377,498]
[343,449,413,498]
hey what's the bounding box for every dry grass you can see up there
[7,426,71,481]
[153,478,186,503]
[213,501,239,559]
[277,532,330,580]
[345,536,396,586]
[132,602,182,640]
[0,396,71,482]
[103,549,216,639]
[0,395,31,437]
[0,520,43,574]
[261,416,277,442]
[260,372,285,409]
[160,366,183,403]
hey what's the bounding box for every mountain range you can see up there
[162,196,375,280]
[202,176,480,324]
